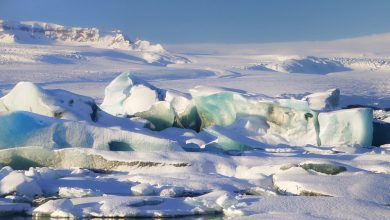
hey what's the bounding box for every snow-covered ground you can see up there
[0,21,390,219]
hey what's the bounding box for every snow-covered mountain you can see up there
[0,20,190,65]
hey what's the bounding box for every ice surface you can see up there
[0,146,388,218]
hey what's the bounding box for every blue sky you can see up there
[1,0,390,44]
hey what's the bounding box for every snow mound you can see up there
[0,81,99,122]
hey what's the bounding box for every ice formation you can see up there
[101,72,201,131]
[100,72,164,117]
[0,73,375,154]
[0,111,182,151]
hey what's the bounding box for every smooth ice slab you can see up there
[318,108,373,146]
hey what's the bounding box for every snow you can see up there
[303,88,340,111]
[0,20,390,219]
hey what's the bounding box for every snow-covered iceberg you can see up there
[101,72,201,131]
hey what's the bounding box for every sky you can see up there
[1,0,390,44]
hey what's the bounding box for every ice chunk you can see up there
[0,111,183,151]
[191,87,319,147]
[0,81,99,122]
[318,108,373,146]
[0,171,42,198]
[100,72,164,117]
[165,90,201,131]
[131,183,156,196]
[303,88,340,111]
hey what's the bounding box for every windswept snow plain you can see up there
[0,21,390,219]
